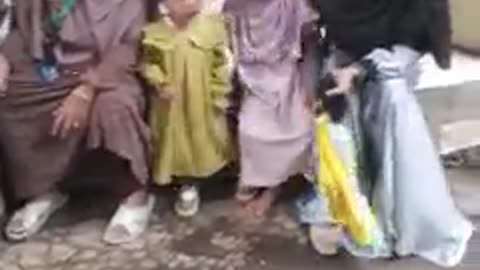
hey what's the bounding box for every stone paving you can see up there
[0,185,309,270]
[0,173,478,270]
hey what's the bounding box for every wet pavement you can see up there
[0,174,478,270]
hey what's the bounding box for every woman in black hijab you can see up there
[299,0,473,267]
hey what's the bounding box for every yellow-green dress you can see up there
[142,14,232,185]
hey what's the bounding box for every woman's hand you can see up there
[326,65,361,97]
[51,84,95,139]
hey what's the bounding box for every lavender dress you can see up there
[225,0,317,188]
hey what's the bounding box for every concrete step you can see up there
[413,53,480,218]
[415,51,480,155]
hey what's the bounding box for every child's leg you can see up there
[245,187,279,217]
[237,186,280,218]
[235,185,260,202]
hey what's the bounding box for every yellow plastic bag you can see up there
[314,113,375,246]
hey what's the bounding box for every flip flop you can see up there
[5,192,68,242]
[103,195,155,245]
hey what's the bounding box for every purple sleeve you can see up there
[297,0,319,25]
[223,0,238,14]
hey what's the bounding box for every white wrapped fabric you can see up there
[301,45,473,267]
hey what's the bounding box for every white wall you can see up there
[416,52,480,90]
[451,0,480,52]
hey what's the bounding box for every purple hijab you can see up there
[224,0,316,63]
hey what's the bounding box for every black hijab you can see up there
[312,0,451,69]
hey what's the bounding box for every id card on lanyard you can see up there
[38,37,59,82]
[38,63,59,82]
[38,0,79,82]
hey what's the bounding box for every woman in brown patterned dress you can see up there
[0,0,154,244]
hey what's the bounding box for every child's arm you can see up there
[210,21,231,110]
[141,56,166,89]
[141,43,175,100]
[211,46,230,110]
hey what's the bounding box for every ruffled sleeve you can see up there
[207,16,231,110]
[140,22,174,94]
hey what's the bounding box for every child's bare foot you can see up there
[237,187,279,219]
[235,186,259,203]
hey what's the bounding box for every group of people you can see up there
[0,0,473,267]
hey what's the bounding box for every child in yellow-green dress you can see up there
[141,0,232,217]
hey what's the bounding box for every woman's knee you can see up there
[90,89,144,125]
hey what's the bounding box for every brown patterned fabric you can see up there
[0,0,151,200]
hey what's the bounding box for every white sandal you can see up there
[103,195,155,245]
[5,191,68,242]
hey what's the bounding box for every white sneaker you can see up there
[175,185,200,217]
